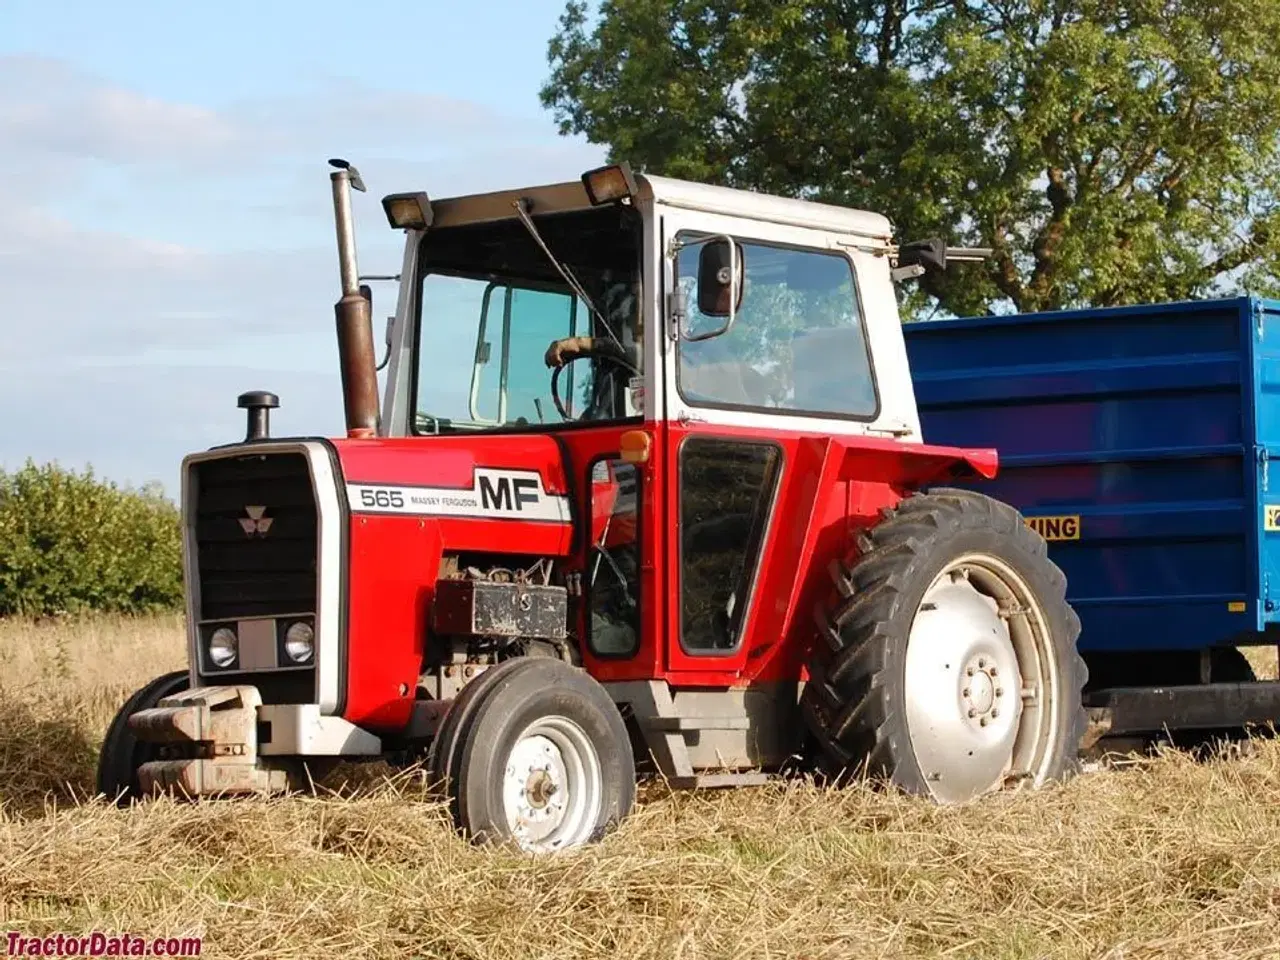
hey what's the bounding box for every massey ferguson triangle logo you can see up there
[239,506,273,537]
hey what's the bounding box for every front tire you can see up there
[430,657,635,852]
[801,488,1089,802]
[96,670,190,804]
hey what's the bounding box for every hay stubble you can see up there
[2,617,1279,959]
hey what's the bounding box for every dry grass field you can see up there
[2,618,1280,959]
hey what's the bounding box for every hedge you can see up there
[0,460,184,617]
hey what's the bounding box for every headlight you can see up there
[208,627,238,668]
[283,621,315,664]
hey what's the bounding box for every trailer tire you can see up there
[433,657,635,852]
[1210,647,1258,683]
[96,670,190,804]
[801,487,1089,802]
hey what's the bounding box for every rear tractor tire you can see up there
[96,670,190,804]
[801,488,1089,803]
[427,656,636,853]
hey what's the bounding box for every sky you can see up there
[0,0,607,495]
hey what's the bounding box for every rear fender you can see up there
[836,436,998,488]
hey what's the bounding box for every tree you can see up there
[0,461,182,617]
[541,0,1280,317]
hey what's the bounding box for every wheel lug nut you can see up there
[968,708,977,718]
[979,717,988,727]
[963,688,971,697]
[995,688,1003,697]
[978,659,986,668]
[989,667,998,677]
[966,667,975,677]
[991,708,999,718]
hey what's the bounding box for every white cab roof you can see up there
[424,170,895,243]
[637,174,893,241]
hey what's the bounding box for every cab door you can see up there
[656,206,885,682]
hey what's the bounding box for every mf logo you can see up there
[478,474,540,512]
[239,505,273,537]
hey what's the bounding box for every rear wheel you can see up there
[802,488,1089,801]
[430,657,635,852]
[96,670,190,804]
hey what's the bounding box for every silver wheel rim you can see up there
[903,552,1061,802]
[501,715,603,852]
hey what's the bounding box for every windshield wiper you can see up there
[511,198,625,352]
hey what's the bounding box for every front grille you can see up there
[192,451,318,621]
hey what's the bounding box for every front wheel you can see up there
[428,657,635,852]
[96,670,190,804]
[801,488,1089,802]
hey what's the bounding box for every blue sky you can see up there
[0,0,606,494]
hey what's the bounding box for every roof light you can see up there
[381,191,433,230]
[581,163,638,206]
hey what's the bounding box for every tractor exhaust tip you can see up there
[237,390,279,442]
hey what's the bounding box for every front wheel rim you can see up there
[501,715,603,852]
[903,552,1062,803]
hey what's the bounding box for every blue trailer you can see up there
[902,295,1280,740]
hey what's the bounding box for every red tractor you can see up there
[98,160,1089,851]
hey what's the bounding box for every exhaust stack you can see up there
[329,158,380,439]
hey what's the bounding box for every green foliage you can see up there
[0,460,183,617]
[542,0,1280,317]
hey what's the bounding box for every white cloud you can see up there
[0,56,239,170]
[0,53,608,490]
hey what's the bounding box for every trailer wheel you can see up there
[431,657,635,852]
[96,670,190,804]
[801,488,1088,802]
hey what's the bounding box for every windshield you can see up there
[412,205,643,434]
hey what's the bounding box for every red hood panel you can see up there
[332,435,571,495]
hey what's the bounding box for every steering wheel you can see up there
[547,339,640,421]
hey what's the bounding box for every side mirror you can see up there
[697,239,744,318]
[673,235,744,343]
[375,315,394,371]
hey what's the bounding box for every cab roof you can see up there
[423,171,895,243]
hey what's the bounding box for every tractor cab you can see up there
[364,163,935,686]
[377,163,919,444]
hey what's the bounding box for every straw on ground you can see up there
[2,616,1279,959]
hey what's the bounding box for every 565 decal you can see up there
[358,488,405,510]
[347,468,570,523]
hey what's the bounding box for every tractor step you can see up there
[128,685,288,796]
[668,772,773,789]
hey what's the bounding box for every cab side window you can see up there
[679,438,782,653]
[675,238,878,419]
